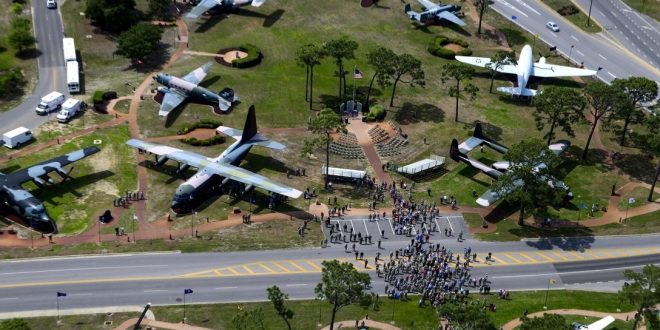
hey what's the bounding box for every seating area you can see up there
[329,132,364,159]
[376,133,408,157]
[368,125,390,144]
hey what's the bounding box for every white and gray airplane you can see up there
[573,315,615,330]
[186,0,266,20]
[455,44,597,96]
[404,0,466,26]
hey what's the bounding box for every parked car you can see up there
[46,0,57,8]
[546,21,559,32]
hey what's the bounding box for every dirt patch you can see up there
[444,43,465,53]
[222,50,248,63]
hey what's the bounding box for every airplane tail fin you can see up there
[252,0,266,7]
[404,4,411,12]
[241,105,258,142]
[449,139,467,163]
[404,5,420,20]
[473,123,509,154]
[497,86,537,96]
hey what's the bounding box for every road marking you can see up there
[69,293,93,296]
[536,252,556,262]
[0,297,19,301]
[213,269,223,276]
[0,265,169,276]
[514,0,540,15]
[518,253,539,263]
[504,254,523,264]
[285,283,308,287]
[576,50,585,56]
[257,263,277,274]
[497,0,528,18]
[551,251,569,261]
[598,54,607,60]
[241,265,255,275]
[375,220,382,237]
[493,264,649,279]
[226,267,240,275]
[362,220,369,236]
[568,252,585,260]
[305,260,322,272]
[271,262,292,273]
[434,218,441,234]
[287,261,307,272]
[607,71,617,78]
[445,217,455,234]
[387,218,395,236]
[571,35,579,41]
[214,286,237,290]
[143,289,168,293]
[349,220,356,234]
[490,255,508,265]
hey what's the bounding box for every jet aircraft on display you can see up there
[455,44,597,96]
[127,106,302,214]
[186,0,267,20]
[153,62,238,118]
[0,146,100,233]
[573,315,616,330]
[449,123,573,207]
[404,0,466,26]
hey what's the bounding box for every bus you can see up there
[62,38,76,64]
[66,61,80,93]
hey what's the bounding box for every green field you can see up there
[540,0,603,33]
[622,0,660,20]
[617,186,660,210]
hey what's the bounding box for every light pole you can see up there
[543,278,555,309]
[132,213,137,243]
[587,0,593,27]
[567,45,574,64]
[649,164,659,202]
[191,211,196,238]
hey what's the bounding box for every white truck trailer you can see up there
[2,127,33,149]
[66,61,80,93]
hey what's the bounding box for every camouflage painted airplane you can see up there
[126,106,301,214]
[186,0,267,20]
[449,123,573,207]
[404,0,466,26]
[153,61,238,118]
[0,146,100,233]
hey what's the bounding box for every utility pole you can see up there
[587,0,593,27]
[649,164,659,202]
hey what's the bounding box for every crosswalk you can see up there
[181,246,660,278]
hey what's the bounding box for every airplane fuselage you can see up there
[517,45,534,94]
[170,140,253,214]
[154,74,220,104]
[0,175,56,232]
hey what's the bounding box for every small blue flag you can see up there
[512,15,517,20]
[184,289,193,295]
[57,292,67,297]
[580,202,587,209]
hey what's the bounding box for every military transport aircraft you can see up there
[153,62,238,118]
[404,0,466,26]
[449,123,573,207]
[0,146,100,233]
[186,0,266,20]
[127,106,301,214]
[455,44,596,96]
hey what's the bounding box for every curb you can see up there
[1,250,181,263]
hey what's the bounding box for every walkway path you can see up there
[321,319,402,330]
[346,115,392,184]
[114,318,210,330]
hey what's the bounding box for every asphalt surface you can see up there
[573,0,660,71]
[489,0,660,85]
[1,229,659,314]
[0,1,67,135]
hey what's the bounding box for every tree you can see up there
[492,139,565,225]
[519,313,570,330]
[148,0,171,19]
[324,37,358,101]
[315,260,371,330]
[611,77,658,146]
[485,51,516,93]
[533,86,585,145]
[0,68,25,97]
[8,17,35,53]
[267,285,294,330]
[582,81,629,160]
[11,3,22,15]
[388,53,425,107]
[474,0,491,35]
[302,109,346,189]
[365,47,396,111]
[440,62,477,122]
[0,319,31,330]
[115,23,163,61]
[230,307,265,330]
[437,301,497,330]
[619,264,660,330]
[295,43,325,110]
[85,0,138,32]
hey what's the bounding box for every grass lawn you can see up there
[621,0,660,20]
[0,0,38,112]
[0,219,321,259]
[617,186,660,210]
[17,290,635,329]
[540,0,603,33]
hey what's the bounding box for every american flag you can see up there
[354,68,363,79]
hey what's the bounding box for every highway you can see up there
[1,231,659,314]
[489,0,660,84]
[0,1,67,135]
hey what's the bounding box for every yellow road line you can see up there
[504,254,523,264]
[257,263,277,274]
[518,253,539,263]
[305,260,323,272]
[536,252,556,262]
[583,251,601,259]
[551,251,570,261]
[490,255,509,265]
[226,267,240,275]
[287,261,307,272]
[271,261,293,273]
[213,269,223,276]
[241,265,256,275]
[601,250,615,258]
[568,252,585,260]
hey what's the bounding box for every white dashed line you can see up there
[143,289,168,293]
[214,287,237,290]
[598,54,607,60]
[576,50,585,56]
[608,71,617,78]
[571,35,579,41]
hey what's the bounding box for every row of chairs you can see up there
[336,132,358,145]
[376,134,408,157]
[329,143,365,159]
[368,125,390,144]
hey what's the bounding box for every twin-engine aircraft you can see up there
[449,123,573,207]
[127,106,301,214]
[153,62,238,118]
[0,147,100,233]
[186,0,267,20]
[404,0,466,26]
[455,44,597,96]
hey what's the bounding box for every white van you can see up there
[3,127,33,149]
[46,0,57,8]
[35,91,65,115]
[57,98,84,123]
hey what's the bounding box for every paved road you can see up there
[573,0,660,71]
[0,1,67,135]
[489,0,660,85]
[1,228,659,314]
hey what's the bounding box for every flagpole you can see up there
[352,66,356,113]
[183,293,186,323]
[56,295,60,321]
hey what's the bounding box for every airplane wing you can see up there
[7,147,101,186]
[436,11,466,26]
[585,316,615,330]
[186,0,221,19]
[548,140,570,156]
[126,139,301,198]
[417,0,437,10]
[251,0,266,7]
[182,62,213,85]
[532,62,597,78]
[476,188,500,207]
[158,90,187,117]
[455,56,518,74]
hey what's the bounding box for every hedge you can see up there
[93,90,105,104]
[427,36,472,59]
[364,104,386,122]
[181,135,226,146]
[177,120,223,135]
[232,44,263,68]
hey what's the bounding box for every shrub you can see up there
[456,48,473,56]
[0,68,25,97]
[177,120,223,135]
[232,44,263,68]
[92,90,105,104]
[181,135,226,146]
[427,36,471,59]
[364,104,386,122]
[558,5,579,16]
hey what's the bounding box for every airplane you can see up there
[572,315,615,330]
[449,123,573,207]
[455,44,597,96]
[0,146,100,233]
[153,61,238,118]
[126,105,302,214]
[404,0,466,26]
[186,0,267,20]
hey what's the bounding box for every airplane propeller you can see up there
[57,166,75,182]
